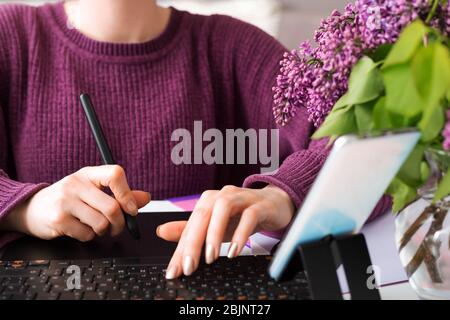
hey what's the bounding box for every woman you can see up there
[0,0,369,280]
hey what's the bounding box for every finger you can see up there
[229,205,261,258]
[166,191,217,278]
[79,165,138,215]
[157,221,187,242]
[78,183,125,236]
[164,241,185,280]
[180,191,220,275]
[60,216,95,242]
[132,190,151,208]
[71,201,110,236]
[205,194,251,263]
[165,226,192,280]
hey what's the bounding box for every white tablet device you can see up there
[269,130,421,280]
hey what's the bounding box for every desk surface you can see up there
[379,282,418,300]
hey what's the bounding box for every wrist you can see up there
[262,184,295,229]
[265,184,295,211]
[0,198,30,234]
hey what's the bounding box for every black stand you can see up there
[275,234,381,300]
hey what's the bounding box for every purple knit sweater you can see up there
[0,2,389,244]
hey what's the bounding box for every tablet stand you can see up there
[274,234,381,300]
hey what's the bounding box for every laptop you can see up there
[0,131,420,300]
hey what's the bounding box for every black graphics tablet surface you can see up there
[1,212,191,261]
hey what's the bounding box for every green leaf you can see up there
[332,92,351,111]
[420,161,430,182]
[382,63,424,118]
[370,44,393,63]
[386,178,418,213]
[372,97,392,129]
[396,144,426,188]
[418,103,445,142]
[332,57,384,112]
[413,43,450,141]
[354,102,374,134]
[413,43,450,105]
[346,57,384,106]
[383,20,429,69]
[434,167,450,202]
[312,105,357,139]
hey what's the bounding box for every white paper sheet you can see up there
[139,200,184,213]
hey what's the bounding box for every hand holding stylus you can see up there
[0,93,149,241]
[79,93,141,239]
[1,165,150,241]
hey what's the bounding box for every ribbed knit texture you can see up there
[0,2,387,240]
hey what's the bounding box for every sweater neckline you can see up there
[46,1,185,59]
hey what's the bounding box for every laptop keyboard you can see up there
[0,256,311,300]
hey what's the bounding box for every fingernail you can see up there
[205,244,215,264]
[156,226,161,237]
[227,242,238,259]
[127,201,138,215]
[183,256,195,276]
[165,265,178,280]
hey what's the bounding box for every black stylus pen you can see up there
[79,93,141,240]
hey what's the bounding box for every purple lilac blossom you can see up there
[443,111,450,151]
[273,0,450,128]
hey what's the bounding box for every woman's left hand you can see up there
[156,184,295,279]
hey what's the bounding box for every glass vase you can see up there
[395,149,450,300]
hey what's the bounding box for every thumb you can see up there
[156,221,187,242]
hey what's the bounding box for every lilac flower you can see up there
[443,111,450,151]
[273,0,450,128]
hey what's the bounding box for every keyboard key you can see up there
[28,260,50,267]
[48,268,63,277]
[10,261,26,269]
[97,283,118,292]
[10,293,35,300]
[2,284,26,294]
[25,275,48,286]
[107,291,129,300]
[36,292,60,300]
[0,269,35,277]
[114,258,147,266]
[1,276,25,285]
[50,284,71,293]
[48,276,68,285]
[50,261,70,268]
[70,260,91,268]
[83,291,106,300]
[92,259,112,267]
[59,291,83,300]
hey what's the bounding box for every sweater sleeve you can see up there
[0,105,48,246]
[0,4,48,244]
[228,19,390,220]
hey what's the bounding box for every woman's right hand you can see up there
[0,165,151,241]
